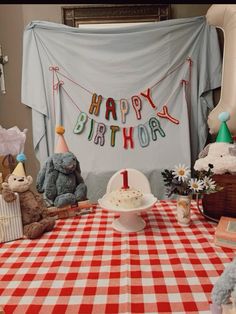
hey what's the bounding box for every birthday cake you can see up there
[106,188,144,209]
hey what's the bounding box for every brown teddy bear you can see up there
[2,154,55,239]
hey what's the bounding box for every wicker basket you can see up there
[201,174,236,221]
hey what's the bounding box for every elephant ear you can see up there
[75,159,81,174]
[198,144,210,159]
[36,157,56,193]
[44,157,55,175]
[36,161,48,192]
[75,159,84,184]
[43,156,58,201]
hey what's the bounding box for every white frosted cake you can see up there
[106,188,143,209]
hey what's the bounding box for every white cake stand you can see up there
[98,193,157,232]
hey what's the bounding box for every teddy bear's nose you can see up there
[18,178,24,182]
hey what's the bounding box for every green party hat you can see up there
[216,112,233,143]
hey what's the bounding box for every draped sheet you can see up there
[21,17,222,201]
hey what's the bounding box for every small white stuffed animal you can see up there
[194,142,236,174]
[196,112,236,175]
[211,257,236,312]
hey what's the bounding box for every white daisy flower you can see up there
[203,176,216,191]
[189,178,204,192]
[173,164,191,182]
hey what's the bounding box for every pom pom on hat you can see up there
[216,112,233,143]
[16,153,26,163]
[218,112,230,122]
[56,125,65,135]
[54,125,69,153]
[13,153,26,177]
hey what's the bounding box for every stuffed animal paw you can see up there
[24,222,46,239]
[39,218,55,233]
[2,182,17,202]
[23,217,55,239]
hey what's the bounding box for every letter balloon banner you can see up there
[206,5,236,136]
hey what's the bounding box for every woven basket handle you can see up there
[196,194,219,223]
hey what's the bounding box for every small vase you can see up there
[176,194,192,226]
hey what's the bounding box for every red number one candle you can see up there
[121,170,129,189]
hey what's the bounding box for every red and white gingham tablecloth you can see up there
[0,200,235,314]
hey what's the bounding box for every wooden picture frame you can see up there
[62,4,171,27]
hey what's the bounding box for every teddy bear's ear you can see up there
[26,175,33,185]
[2,182,9,189]
[4,174,11,182]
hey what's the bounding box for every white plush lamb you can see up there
[194,142,236,174]
[194,112,236,175]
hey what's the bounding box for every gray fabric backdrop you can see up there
[21,17,221,201]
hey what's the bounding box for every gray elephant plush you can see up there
[36,152,87,208]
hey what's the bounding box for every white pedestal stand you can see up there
[112,212,146,232]
[98,193,157,233]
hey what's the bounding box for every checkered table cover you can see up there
[0,200,234,314]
